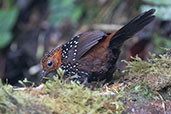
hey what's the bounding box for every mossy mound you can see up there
[123,50,171,90]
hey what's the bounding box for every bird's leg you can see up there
[82,77,88,85]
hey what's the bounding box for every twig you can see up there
[75,24,123,35]
[92,24,122,32]
[95,0,114,23]
[156,92,166,114]
[13,84,44,91]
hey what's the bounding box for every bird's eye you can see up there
[47,60,53,68]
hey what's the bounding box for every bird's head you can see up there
[40,47,62,77]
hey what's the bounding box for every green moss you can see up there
[124,49,171,90]
[130,84,154,100]
[42,75,125,114]
[0,85,50,114]
[0,73,125,114]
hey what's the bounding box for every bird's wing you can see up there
[76,31,106,59]
[65,31,106,61]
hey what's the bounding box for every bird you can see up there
[40,9,155,83]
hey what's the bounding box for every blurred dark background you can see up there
[0,0,171,86]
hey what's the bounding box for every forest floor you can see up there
[0,49,171,114]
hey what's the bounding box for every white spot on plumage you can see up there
[81,71,85,74]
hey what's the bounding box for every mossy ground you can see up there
[0,77,125,114]
[0,49,171,114]
[123,49,171,90]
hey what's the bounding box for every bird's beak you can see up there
[41,70,48,77]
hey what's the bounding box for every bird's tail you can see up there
[109,9,155,50]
